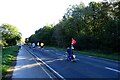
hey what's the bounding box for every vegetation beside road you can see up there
[77,50,120,61]
[46,46,120,61]
[2,46,19,79]
[0,24,22,47]
[0,23,22,80]
[26,1,120,55]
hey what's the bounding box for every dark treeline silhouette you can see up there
[26,1,120,53]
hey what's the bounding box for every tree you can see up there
[28,24,54,46]
[28,1,120,52]
[0,24,22,46]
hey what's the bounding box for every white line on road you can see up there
[25,47,65,80]
[88,56,93,57]
[33,57,54,79]
[56,53,66,57]
[24,48,53,79]
[33,54,65,80]
[56,53,62,55]
[105,67,120,73]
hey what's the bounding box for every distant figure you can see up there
[18,43,21,49]
[37,42,40,48]
[32,43,35,48]
[37,42,39,46]
[40,42,44,49]
[32,43,35,51]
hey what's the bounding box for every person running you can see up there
[37,42,40,48]
[40,42,44,49]
[32,43,35,51]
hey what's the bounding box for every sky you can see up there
[0,0,103,41]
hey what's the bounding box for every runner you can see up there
[40,42,44,50]
[32,43,35,51]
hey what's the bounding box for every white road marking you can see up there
[89,56,92,57]
[26,47,65,80]
[25,48,53,79]
[56,53,62,55]
[56,53,66,57]
[33,57,54,79]
[105,67,120,73]
[46,58,64,63]
[33,54,65,80]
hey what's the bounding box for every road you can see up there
[12,45,120,80]
[12,46,57,80]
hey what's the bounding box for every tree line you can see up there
[0,24,22,47]
[26,1,120,53]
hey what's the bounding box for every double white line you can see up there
[25,47,66,80]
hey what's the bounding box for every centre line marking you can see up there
[105,67,120,73]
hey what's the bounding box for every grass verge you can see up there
[46,46,120,61]
[77,50,120,61]
[1,45,19,80]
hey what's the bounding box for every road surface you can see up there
[12,46,57,80]
[12,45,120,80]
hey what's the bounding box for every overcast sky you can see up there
[0,0,103,40]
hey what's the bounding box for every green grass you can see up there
[1,45,19,79]
[77,50,120,61]
[46,46,120,61]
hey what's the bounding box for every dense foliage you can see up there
[26,1,120,52]
[2,46,19,79]
[0,24,22,47]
